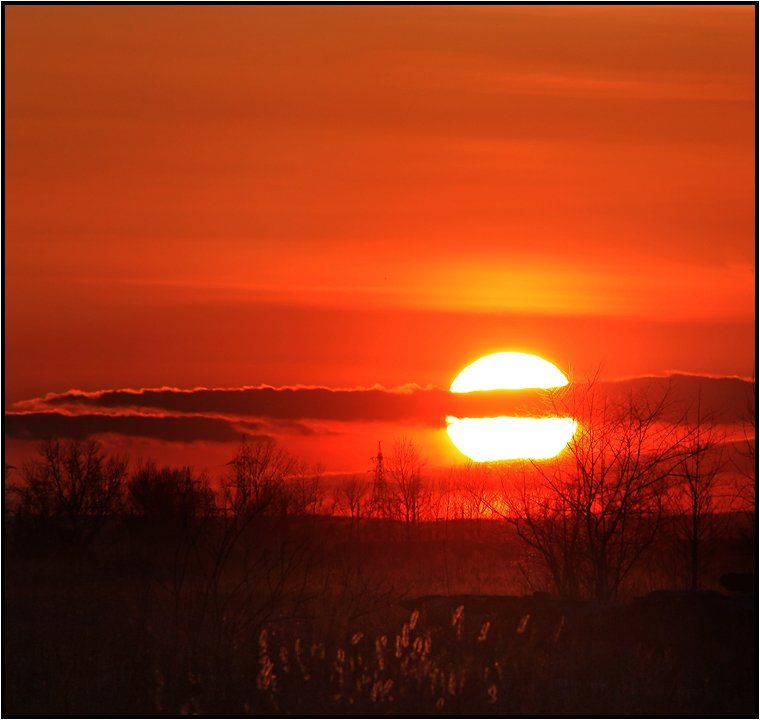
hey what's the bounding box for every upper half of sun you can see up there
[450,351,569,393]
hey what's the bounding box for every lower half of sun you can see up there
[446,351,577,462]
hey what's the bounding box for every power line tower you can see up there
[370,441,388,518]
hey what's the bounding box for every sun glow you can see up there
[447,351,576,462]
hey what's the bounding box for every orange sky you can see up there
[4,5,756,470]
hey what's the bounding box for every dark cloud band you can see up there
[4,412,266,443]
[5,374,753,443]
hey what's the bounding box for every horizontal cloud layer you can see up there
[5,374,753,444]
[3,412,272,444]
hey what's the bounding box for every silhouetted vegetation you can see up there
[3,421,756,716]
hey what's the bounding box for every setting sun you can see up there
[450,352,570,392]
[447,351,576,462]
[446,416,577,462]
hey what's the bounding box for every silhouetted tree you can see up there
[333,475,369,536]
[387,437,429,537]
[457,462,500,522]
[733,386,756,513]
[16,438,128,546]
[670,402,725,591]
[128,460,215,524]
[222,436,296,518]
[499,381,698,602]
[283,463,325,518]
[153,437,315,711]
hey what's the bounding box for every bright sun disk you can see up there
[447,351,576,462]
[450,351,569,393]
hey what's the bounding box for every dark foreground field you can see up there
[4,516,757,717]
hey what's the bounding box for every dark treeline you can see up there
[8,379,755,599]
[3,381,757,716]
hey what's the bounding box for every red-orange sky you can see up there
[5,5,756,471]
